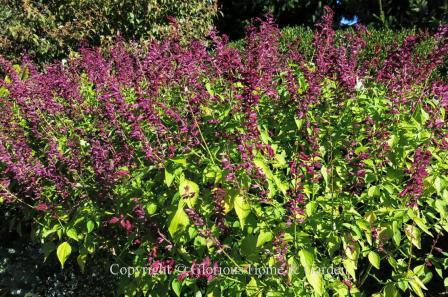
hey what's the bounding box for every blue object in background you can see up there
[340,15,359,26]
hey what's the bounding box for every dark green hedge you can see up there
[0,0,218,64]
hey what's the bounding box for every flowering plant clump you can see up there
[1,7,448,296]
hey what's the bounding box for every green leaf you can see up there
[205,82,214,96]
[241,234,257,256]
[179,179,199,208]
[146,203,158,215]
[405,224,421,249]
[368,186,381,197]
[42,224,60,238]
[413,217,432,236]
[392,221,401,247]
[333,280,349,297]
[387,135,399,148]
[299,249,315,273]
[169,202,190,237]
[172,279,182,297]
[294,116,303,130]
[234,195,251,229]
[66,228,78,241]
[256,231,273,247]
[343,259,357,281]
[435,199,447,218]
[415,106,429,125]
[77,253,87,273]
[253,157,288,197]
[258,125,270,144]
[434,177,443,195]
[308,268,324,296]
[57,242,72,269]
[368,251,381,269]
[165,167,174,187]
[305,201,318,216]
[86,220,94,233]
[383,283,399,297]
[407,270,427,297]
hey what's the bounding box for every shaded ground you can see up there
[0,231,118,297]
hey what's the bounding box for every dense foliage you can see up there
[1,7,448,296]
[0,0,218,64]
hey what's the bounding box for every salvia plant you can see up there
[1,7,448,297]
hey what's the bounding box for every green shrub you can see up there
[0,0,218,64]
[1,8,448,297]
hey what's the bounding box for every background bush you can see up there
[0,0,218,64]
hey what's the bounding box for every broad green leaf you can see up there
[343,258,357,280]
[146,203,158,215]
[256,231,273,247]
[42,224,60,238]
[66,228,78,242]
[368,186,380,198]
[356,219,370,231]
[435,199,447,218]
[407,270,427,297]
[165,167,174,187]
[169,202,190,237]
[333,280,349,297]
[86,220,95,233]
[405,225,421,249]
[365,212,377,224]
[234,195,251,229]
[387,135,399,148]
[383,283,399,297]
[179,179,199,207]
[307,268,324,296]
[294,116,303,130]
[413,264,433,284]
[299,249,315,273]
[172,279,182,297]
[368,251,381,269]
[305,201,318,216]
[57,242,72,269]
[205,82,214,96]
[415,106,429,125]
[392,221,401,247]
[223,191,234,214]
[258,126,270,144]
[434,177,443,195]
